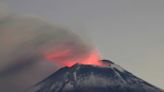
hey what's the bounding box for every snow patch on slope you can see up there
[111,64,125,72]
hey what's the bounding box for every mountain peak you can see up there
[70,59,115,67]
[70,60,125,73]
[28,60,163,92]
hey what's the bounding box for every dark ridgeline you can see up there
[28,60,164,92]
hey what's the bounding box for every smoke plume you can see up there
[0,3,97,75]
[0,2,100,92]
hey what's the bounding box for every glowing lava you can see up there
[44,49,102,67]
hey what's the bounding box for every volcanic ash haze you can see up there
[0,13,99,72]
[0,4,100,92]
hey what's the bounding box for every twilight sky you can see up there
[4,0,164,89]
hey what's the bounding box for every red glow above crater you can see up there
[79,51,102,66]
[44,49,102,67]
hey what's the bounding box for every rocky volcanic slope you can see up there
[28,60,164,92]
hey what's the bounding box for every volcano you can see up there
[28,60,163,92]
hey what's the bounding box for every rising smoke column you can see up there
[0,2,102,92]
[0,11,101,74]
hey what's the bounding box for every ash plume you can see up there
[0,3,95,92]
[0,3,94,76]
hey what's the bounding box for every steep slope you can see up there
[28,60,163,92]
